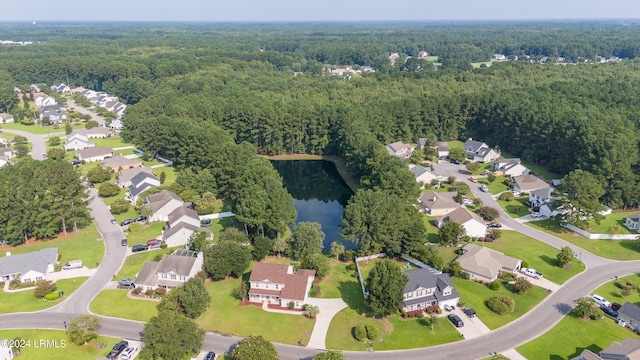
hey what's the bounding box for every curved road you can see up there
[1,128,56,160]
[0,159,637,360]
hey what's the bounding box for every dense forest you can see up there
[0,22,639,251]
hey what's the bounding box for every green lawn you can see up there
[125,222,164,246]
[517,313,638,359]
[116,250,168,279]
[585,211,638,235]
[0,277,88,313]
[0,329,120,360]
[318,259,357,299]
[497,196,531,218]
[152,166,177,186]
[527,219,640,261]
[375,315,462,350]
[0,224,104,268]
[358,258,409,281]
[500,151,560,180]
[592,273,640,306]
[478,231,585,284]
[1,122,83,135]
[448,140,463,149]
[92,135,132,148]
[451,277,548,329]
[469,162,493,176]
[477,177,510,194]
[89,289,157,322]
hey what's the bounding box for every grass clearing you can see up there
[0,277,88,313]
[125,222,164,246]
[89,289,158,322]
[592,273,640,305]
[496,196,530,218]
[527,219,640,261]
[92,135,132,149]
[1,122,81,135]
[0,224,104,268]
[585,211,638,234]
[152,166,177,186]
[517,313,638,359]
[451,277,548,329]
[478,231,585,284]
[477,176,510,194]
[0,329,120,360]
[318,259,357,299]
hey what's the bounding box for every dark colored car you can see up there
[131,244,148,253]
[448,314,464,327]
[134,216,147,222]
[120,219,133,226]
[463,307,477,318]
[71,160,81,166]
[204,352,216,360]
[450,159,461,165]
[107,340,128,359]
[146,239,162,249]
[487,222,502,228]
[121,239,128,247]
[601,305,618,318]
[612,302,622,312]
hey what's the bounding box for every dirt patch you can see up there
[238,299,257,307]
[564,264,573,270]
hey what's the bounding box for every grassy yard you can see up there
[517,313,638,359]
[89,289,157,322]
[0,224,104,268]
[92,135,132,148]
[592,273,640,306]
[477,176,510,194]
[500,151,560,180]
[468,162,493,176]
[451,277,548,329]
[1,122,83,135]
[0,329,120,360]
[152,166,177,186]
[318,259,358,299]
[527,219,640,261]
[448,140,463,149]
[0,277,88,313]
[478,231,585,284]
[585,211,638,235]
[125,222,164,246]
[116,250,169,279]
[358,258,410,281]
[496,196,531,218]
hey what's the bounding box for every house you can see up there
[418,50,429,58]
[0,113,14,123]
[409,165,439,188]
[529,187,554,208]
[113,102,127,117]
[618,302,640,331]
[436,142,449,159]
[463,138,501,163]
[78,127,113,138]
[0,340,13,359]
[167,206,201,229]
[39,104,65,113]
[50,83,70,93]
[539,202,562,218]
[625,212,640,231]
[492,157,530,177]
[64,132,95,151]
[162,223,213,248]
[101,156,142,172]
[134,249,204,291]
[128,172,161,203]
[512,175,550,195]
[71,86,86,94]
[493,54,507,60]
[0,248,58,283]
[419,191,460,216]
[118,166,154,187]
[33,94,56,107]
[81,89,99,99]
[248,262,316,309]
[145,190,185,222]
[76,147,113,162]
[109,119,123,130]
[402,268,459,312]
[0,147,13,167]
[417,138,428,151]
[435,207,486,238]
[29,84,41,92]
[39,111,68,124]
[597,339,640,359]
[386,141,414,159]
[361,66,376,73]
[456,244,522,282]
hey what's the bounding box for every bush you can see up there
[160,242,168,249]
[514,277,533,295]
[288,301,295,310]
[44,292,60,301]
[99,182,120,198]
[489,280,501,291]
[110,199,130,215]
[354,325,367,342]
[487,296,515,315]
[145,289,156,297]
[365,325,379,341]
[345,263,356,271]
[498,272,516,282]
[477,207,500,221]
[488,174,497,183]
[132,287,142,295]
[499,192,514,201]
[341,250,356,262]
[155,288,167,296]
[33,280,57,298]
[521,261,529,268]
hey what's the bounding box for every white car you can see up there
[120,346,137,360]
[592,294,611,307]
[531,212,543,218]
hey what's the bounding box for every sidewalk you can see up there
[502,348,528,360]
[261,301,303,315]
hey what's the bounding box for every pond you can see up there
[270,160,357,251]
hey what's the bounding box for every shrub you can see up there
[498,272,516,282]
[303,305,319,318]
[345,263,356,271]
[365,325,379,341]
[354,325,367,342]
[288,301,295,310]
[132,287,142,295]
[488,174,497,183]
[155,288,167,296]
[499,192,514,201]
[33,280,57,298]
[487,296,515,315]
[99,182,120,198]
[426,305,439,314]
[477,207,500,221]
[160,242,168,249]
[44,292,60,301]
[230,282,248,300]
[110,199,130,215]
[341,250,356,262]
[145,289,156,297]
[401,311,408,318]
[514,277,533,295]
[521,261,529,268]
[489,280,501,291]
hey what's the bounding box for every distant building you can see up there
[386,141,414,160]
[134,249,204,291]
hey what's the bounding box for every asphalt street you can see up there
[1,128,58,160]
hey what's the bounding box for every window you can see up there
[161,274,167,279]
[417,290,422,296]
[171,275,176,280]
[406,293,413,298]
[254,283,259,288]
[275,284,279,289]
[265,283,269,289]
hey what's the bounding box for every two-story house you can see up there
[402,268,459,312]
[419,191,460,216]
[248,262,316,309]
[118,167,154,188]
[145,190,184,222]
[50,83,71,93]
[463,138,501,163]
[64,131,95,151]
[127,171,161,204]
[511,174,550,196]
[162,205,212,247]
[385,141,415,160]
[492,157,530,177]
[134,249,203,291]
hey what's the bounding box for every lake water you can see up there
[270,160,356,251]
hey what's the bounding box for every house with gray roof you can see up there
[618,302,640,331]
[39,111,68,125]
[76,147,113,162]
[134,249,204,291]
[0,113,14,123]
[436,142,449,159]
[109,119,123,130]
[145,190,184,222]
[78,127,113,139]
[162,205,211,247]
[64,131,95,151]
[127,172,161,203]
[101,155,142,172]
[529,187,554,208]
[417,138,428,151]
[463,138,501,163]
[409,165,439,188]
[456,244,521,282]
[402,268,459,312]
[493,157,530,177]
[0,248,58,283]
[512,174,550,195]
[625,212,640,231]
[419,191,460,216]
[118,166,154,187]
[575,338,640,360]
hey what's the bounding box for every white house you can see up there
[76,147,113,162]
[419,191,460,216]
[0,248,58,283]
[402,268,459,312]
[493,157,530,177]
[64,132,95,151]
[456,244,522,282]
[134,249,204,291]
[539,202,562,218]
[162,223,213,248]
[128,172,161,203]
[33,95,56,108]
[109,119,123,130]
[50,83,70,93]
[0,113,14,123]
[385,141,414,160]
[248,262,316,309]
[409,165,439,188]
[78,127,113,138]
[435,207,486,238]
[39,111,68,124]
[529,187,554,208]
[625,212,640,231]
[118,167,154,188]
[145,190,185,222]
[463,138,501,163]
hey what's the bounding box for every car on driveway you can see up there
[487,222,502,228]
[531,212,543,218]
[448,314,464,327]
[463,307,477,318]
[204,351,216,360]
[592,294,611,307]
[107,340,128,359]
[134,216,147,222]
[600,305,618,318]
[118,278,135,288]
[120,219,134,226]
[443,304,455,312]
[146,239,162,249]
[132,244,148,252]
[120,346,137,360]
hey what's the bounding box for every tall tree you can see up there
[366,259,408,317]
[140,311,204,360]
[292,222,325,260]
[558,169,605,228]
[178,277,211,319]
[203,241,252,280]
[231,335,279,360]
[67,315,101,346]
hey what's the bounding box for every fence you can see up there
[563,224,639,240]
[354,253,386,299]
[400,254,442,274]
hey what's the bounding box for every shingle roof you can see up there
[403,269,459,307]
[77,147,113,159]
[168,205,199,225]
[619,302,640,322]
[531,187,553,199]
[163,222,210,240]
[129,182,155,199]
[0,248,58,277]
[456,244,521,280]
[386,141,413,153]
[249,262,315,301]
[601,338,640,358]
[435,207,484,225]
[419,191,459,211]
[134,261,159,287]
[464,138,487,153]
[102,156,142,171]
[437,142,449,151]
[146,190,183,212]
[249,263,292,284]
[156,252,200,276]
[130,172,158,187]
[79,127,113,136]
[118,167,153,185]
[512,175,550,192]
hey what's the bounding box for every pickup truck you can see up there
[521,268,543,279]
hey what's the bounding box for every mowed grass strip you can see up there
[478,230,585,284]
[116,250,168,279]
[0,329,120,360]
[0,277,88,314]
[89,289,157,322]
[592,273,640,306]
[527,219,640,261]
[125,222,164,246]
[451,277,548,329]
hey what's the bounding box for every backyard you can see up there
[0,278,88,313]
[89,289,158,322]
[584,211,638,235]
[0,329,119,360]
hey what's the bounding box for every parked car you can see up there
[443,304,455,312]
[531,212,543,218]
[71,160,81,166]
[62,260,83,270]
[447,314,464,327]
[121,239,128,247]
[600,305,618,318]
[118,278,135,288]
[146,239,162,249]
[107,340,128,359]
[131,244,148,253]
[120,219,134,226]
[204,352,216,360]
[487,222,502,228]
[134,216,147,222]
[110,219,117,225]
[120,346,137,360]
[480,184,489,192]
[462,197,474,205]
[463,307,477,318]
[450,159,461,165]
[592,294,611,307]
[612,302,622,312]
[521,268,543,279]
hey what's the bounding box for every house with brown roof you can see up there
[456,244,522,282]
[76,147,113,162]
[101,155,142,172]
[574,338,640,360]
[512,174,550,195]
[419,191,460,216]
[436,142,449,159]
[134,249,203,291]
[385,141,414,160]
[435,207,486,238]
[145,190,184,222]
[248,262,316,309]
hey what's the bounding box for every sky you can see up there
[1,0,639,22]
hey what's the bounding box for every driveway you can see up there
[447,308,491,339]
[305,297,348,349]
[48,267,97,281]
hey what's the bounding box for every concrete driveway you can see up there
[48,267,97,280]
[447,308,491,339]
[305,297,348,349]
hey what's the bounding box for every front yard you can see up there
[478,231,585,284]
[0,278,88,314]
[477,177,510,194]
[89,289,158,322]
[115,250,168,279]
[0,329,120,360]
[584,211,638,235]
[592,273,640,306]
[125,222,164,246]
[496,196,531,218]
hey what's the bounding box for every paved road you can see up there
[67,100,106,126]
[1,128,52,160]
